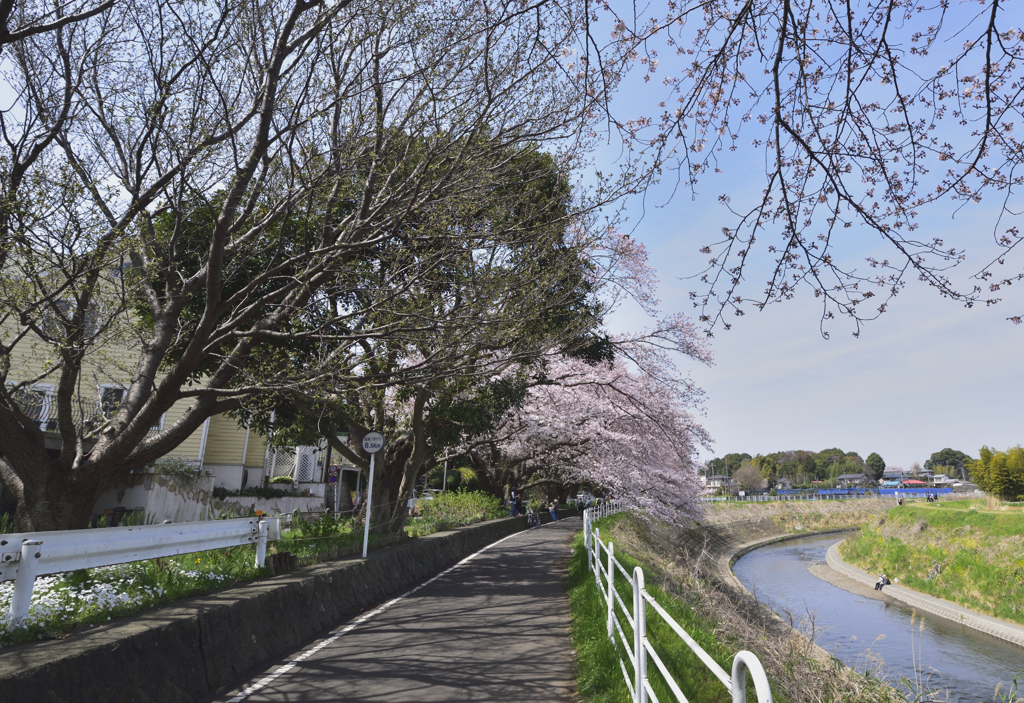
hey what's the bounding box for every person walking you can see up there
[509,487,518,518]
[549,499,559,521]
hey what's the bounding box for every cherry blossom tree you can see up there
[600,0,1024,331]
[462,334,712,525]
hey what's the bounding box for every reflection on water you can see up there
[732,533,1023,702]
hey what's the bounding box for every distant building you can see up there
[836,472,875,488]
[775,477,794,491]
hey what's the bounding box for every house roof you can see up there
[902,479,928,485]
[837,473,871,480]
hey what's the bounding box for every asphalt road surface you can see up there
[215,517,581,703]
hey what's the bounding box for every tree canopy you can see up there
[925,448,975,479]
[0,0,646,530]
[866,453,886,481]
[972,446,1024,501]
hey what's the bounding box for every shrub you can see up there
[269,476,294,485]
[291,512,350,539]
[151,456,201,482]
[420,490,504,525]
[213,485,297,499]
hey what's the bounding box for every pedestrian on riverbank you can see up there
[875,573,885,591]
[515,493,524,517]
[549,500,559,521]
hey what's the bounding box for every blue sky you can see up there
[594,32,1024,470]
[589,0,1024,469]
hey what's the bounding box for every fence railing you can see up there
[1,517,277,625]
[583,505,773,703]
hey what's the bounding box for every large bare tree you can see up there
[0,0,635,530]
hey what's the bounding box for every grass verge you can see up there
[569,513,772,703]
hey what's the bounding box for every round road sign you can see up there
[362,432,385,454]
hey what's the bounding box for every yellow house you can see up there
[1,318,327,521]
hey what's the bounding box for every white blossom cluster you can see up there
[0,559,234,637]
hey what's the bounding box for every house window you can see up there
[98,385,164,432]
[99,386,125,417]
[42,299,100,337]
[7,384,55,431]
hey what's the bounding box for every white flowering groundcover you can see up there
[0,545,259,646]
[0,498,508,647]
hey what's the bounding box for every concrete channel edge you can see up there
[0,509,575,703]
[717,527,860,666]
[825,539,1024,649]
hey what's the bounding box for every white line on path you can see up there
[224,521,556,703]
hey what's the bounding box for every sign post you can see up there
[328,465,339,514]
[361,432,385,558]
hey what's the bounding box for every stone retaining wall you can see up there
[0,509,574,702]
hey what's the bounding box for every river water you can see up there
[732,534,1023,702]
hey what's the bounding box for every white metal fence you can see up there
[1,517,278,625]
[583,504,773,703]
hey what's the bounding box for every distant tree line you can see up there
[706,447,978,490]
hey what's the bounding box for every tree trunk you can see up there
[11,469,104,532]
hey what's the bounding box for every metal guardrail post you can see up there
[255,520,268,568]
[584,511,591,572]
[633,566,647,703]
[8,539,42,624]
[731,650,773,703]
[606,541,615,638]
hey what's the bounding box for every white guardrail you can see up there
[583,504,772,703]
[0,516,281,625]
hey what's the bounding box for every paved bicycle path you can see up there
[213,517,581,703]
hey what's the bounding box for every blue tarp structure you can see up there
[878,487,953,497]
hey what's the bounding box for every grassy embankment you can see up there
[839,499,1024,625]
[699,496,895,532]
[569,505,904,703]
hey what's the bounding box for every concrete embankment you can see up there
[0,509,574,703]
[666,513,858,589]
[826,540,1024,648]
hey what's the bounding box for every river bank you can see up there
[827,540,1024,648]
[734,532,1024,703]
[588,499,902,703]
[838,500,1024,626]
